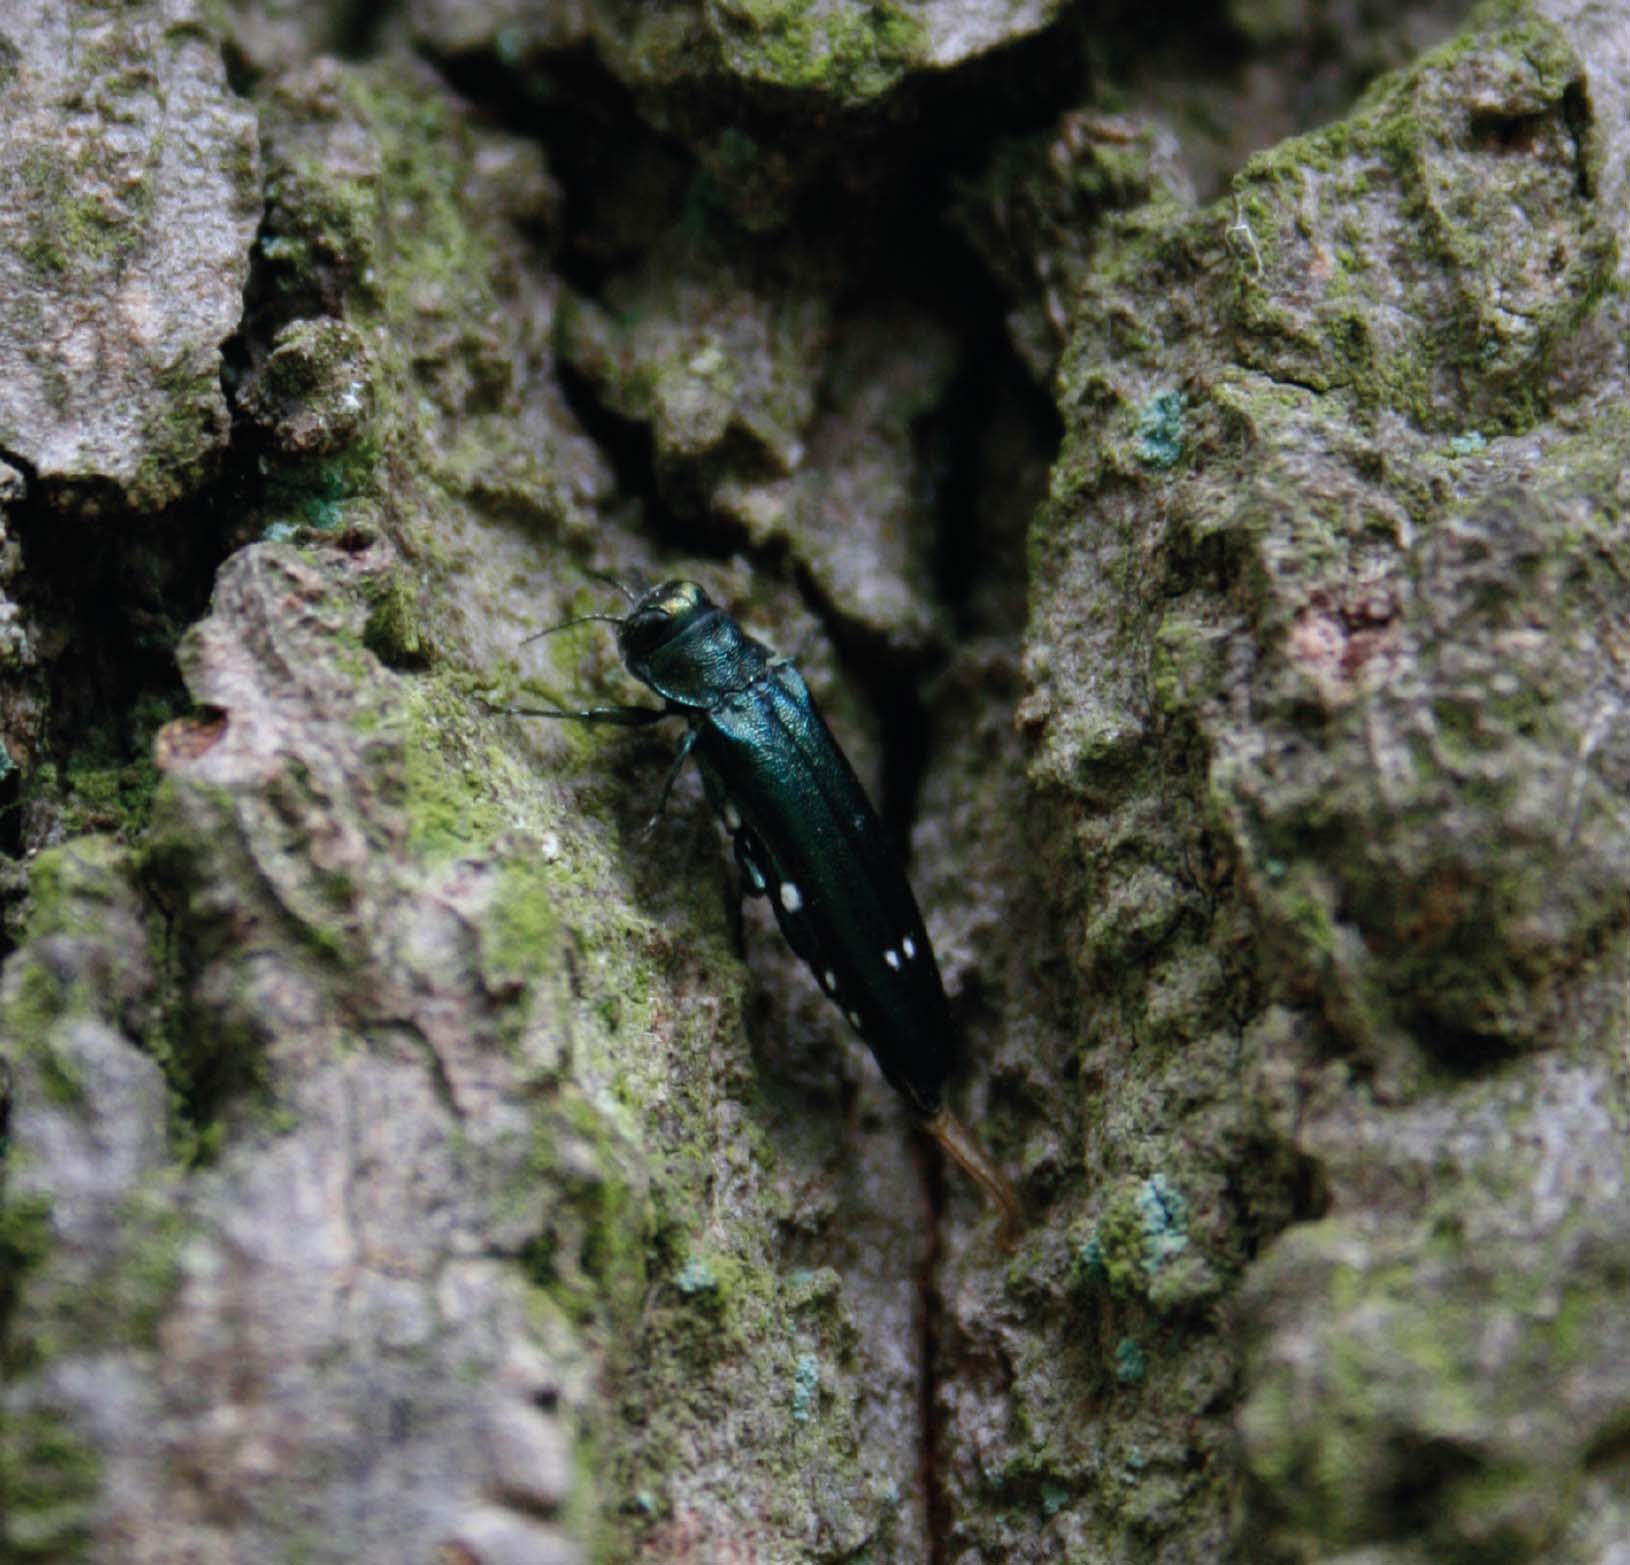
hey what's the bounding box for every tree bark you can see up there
[4,1,1628,1562]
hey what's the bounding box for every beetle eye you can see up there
[622,581,711,653]
[619,608,669,655]
[620,581,712,660]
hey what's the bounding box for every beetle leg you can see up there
[719,832,751,951]
[484,699,670,727]
[638,727,701,839]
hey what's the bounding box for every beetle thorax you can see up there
[617,581,772,708]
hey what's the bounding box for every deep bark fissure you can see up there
[169,28,1057,1557]
[1,483,236,856]
[916,1131,951,1565]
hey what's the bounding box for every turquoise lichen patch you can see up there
[786,1265,842,1311]
[493,26,527,66]
[1115,1338,1148,1385]
[1077,1233,1109,1288]
[1082,1173,1193,1299]
[1138,1173,1189,1273]
[1137,389,1188,470]
[675,1256,719,1297]
[252,443,382,545]
[791,1351,820,1423]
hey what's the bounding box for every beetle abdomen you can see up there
[699,664,951,1115]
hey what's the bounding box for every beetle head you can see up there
[617,579,714,663]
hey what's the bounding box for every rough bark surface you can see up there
[4,1,1629,1563]
[0,0,261,509]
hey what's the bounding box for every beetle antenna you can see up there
[520,612,625,647]
[588,569,641,604]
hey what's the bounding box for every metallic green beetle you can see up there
[501,579,1018,1243]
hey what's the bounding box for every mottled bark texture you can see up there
[3,0,1629,1562]
[0,0,261,509]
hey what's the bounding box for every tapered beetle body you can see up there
[502,579,1017,1241]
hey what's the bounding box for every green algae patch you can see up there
[102,1184,188,1349]
[5,956,84,1067]
[710,0,927,100]
[1225,7,1609,433]
[22,836,133,945]
[23,694,173,846]
[399,678,525,864]
[483,855,563,996]
[1239,1214,1630,1559]
[0,1190,54,1340]
[0,1408,102,1561]
[6,840,153,1112]
[523,1093,655,1332]
[19,136,153,282]
[259,64,514,421]
[361,571,428,668]
[239,317,376,462]
[1233,450,1630,1053]
[251,59,573,560]
[11,1181,189,1360]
